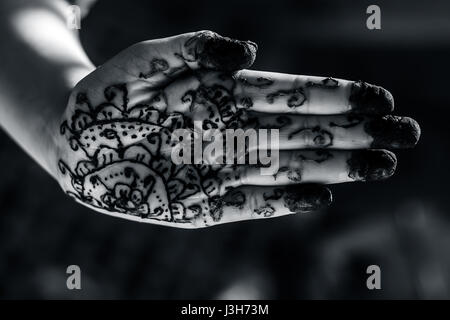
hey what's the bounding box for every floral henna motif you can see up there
[139,59,170,79]
[58,70,255,226]
[305,77,339,89]
[266,88,306,108]
[59,84,180,221]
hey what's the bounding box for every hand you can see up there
[56,31,420,228]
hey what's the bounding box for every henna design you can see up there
[240,97,253,108]
[59,68,256,226]
[238,76,274,88]
[263,188,285,201]
[263,77,343,109]
[286,168,302,182]
[272,151,334,182]
[58,40,345,226]
[255,115,292,130]
[266,88,306,108]
[60,83,194,223]
[329,115,364,129]
[207,190,246,222]
[139,58,169,79]
[254,204,275,217]
[288,126,333,147]
[305,77,339,89]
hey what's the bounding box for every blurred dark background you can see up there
[1,0,449,299]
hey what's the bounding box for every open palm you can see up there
[56,31,420,228]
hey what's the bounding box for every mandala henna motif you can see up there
[59,84,177,221]
[58,70,254,226]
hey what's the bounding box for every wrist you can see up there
[0,0,96,178]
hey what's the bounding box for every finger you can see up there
[129,30,257,85]
[234,69,394,115]
[214,150,397,190]
[197,184,332,227]
[246,114,420,150]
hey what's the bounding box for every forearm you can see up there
[0,0,95,176]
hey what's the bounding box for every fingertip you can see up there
[192,30,258,71]
[406,117,421,147]
[349,81,395,115]
[347,149,397,182]
[284,184,332,213]
[366,115,421,148]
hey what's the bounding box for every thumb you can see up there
[133,30,258,81]
[178,30,258,71]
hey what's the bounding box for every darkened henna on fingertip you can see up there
[284,186,332,213]
[182,31,257,71]
[364,115,421,148]
[349,80,394,114]
[347,150,397,181]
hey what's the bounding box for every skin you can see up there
[0,1,421,228]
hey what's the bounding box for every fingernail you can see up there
[347,150,397,182]
[365,115,421,148]
[245,40,258,52]
[349,81,394,115]
[284,185,332,213]
[200,32,258,71]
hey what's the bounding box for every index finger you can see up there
[234,69,394,115]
